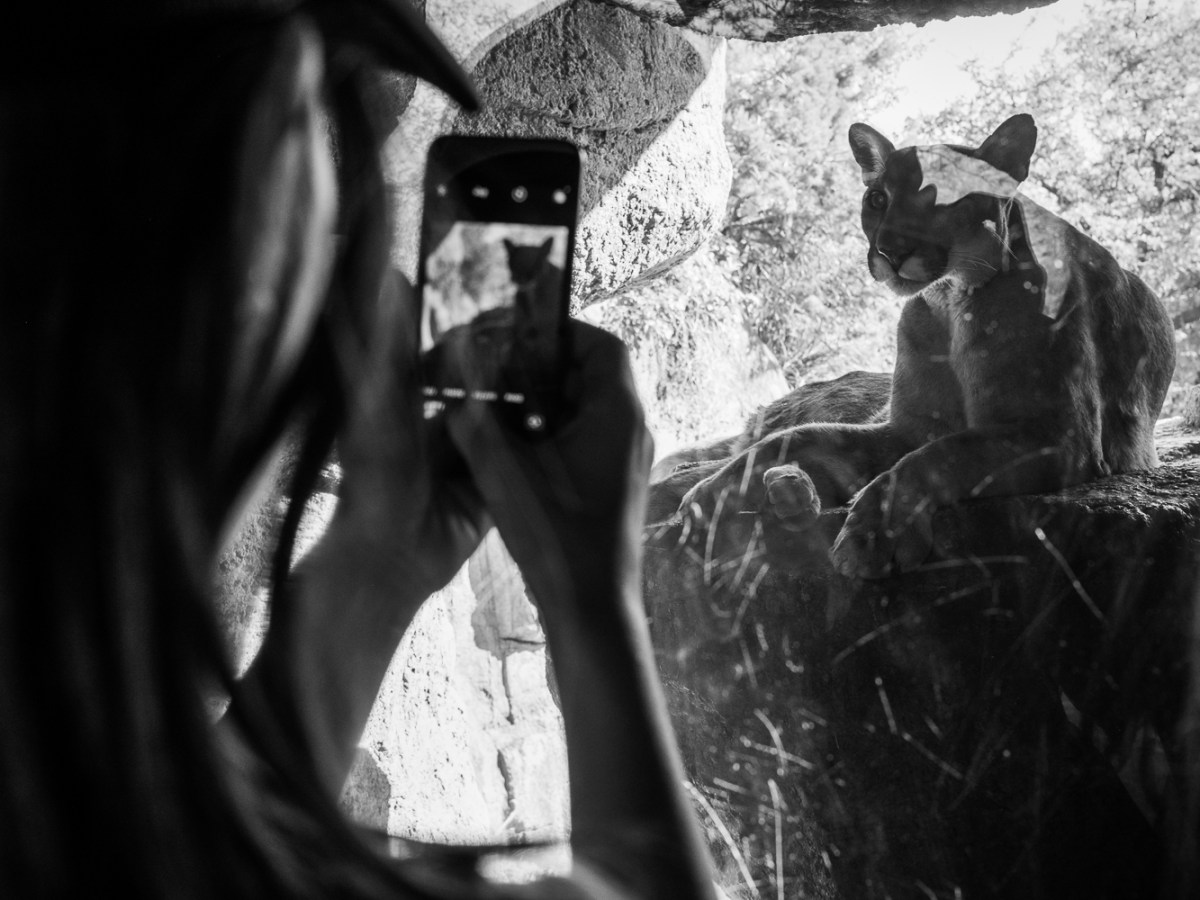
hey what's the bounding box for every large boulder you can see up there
[392,0,732,306]
[643,422,1200,897]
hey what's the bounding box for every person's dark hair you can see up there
[0,4,458,896]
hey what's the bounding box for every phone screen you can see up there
[418,137,579,431]
[420,221,570,355]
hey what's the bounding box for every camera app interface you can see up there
[421,220,569,405]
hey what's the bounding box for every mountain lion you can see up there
[504,236,563,369]
[662,114,1175,577]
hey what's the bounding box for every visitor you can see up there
[0,2,717,897]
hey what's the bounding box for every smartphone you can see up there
[417,135,580,434]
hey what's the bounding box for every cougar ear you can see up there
[977,114,1038,182]
[849,123,894,185]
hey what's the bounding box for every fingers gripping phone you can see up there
[418,136,580,434]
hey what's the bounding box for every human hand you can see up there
[672,443,823,582]
[328,270,488,602]
[443,321,653,618]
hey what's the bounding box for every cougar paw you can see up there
[893,518,935,570]
[830,491,934,579]
[830,511,896,579]
[763,464,821,531]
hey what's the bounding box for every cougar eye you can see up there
[866,190,888,211]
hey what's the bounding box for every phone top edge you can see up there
[421,138,581,232]
[424,140,578,185]
[426,134,580,166]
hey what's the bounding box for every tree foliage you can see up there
[720,0,1199,408]
[912,0,1200,402]
[717,30,911,383]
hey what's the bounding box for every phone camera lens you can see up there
[512,186,528,203]
[525,413,545,431]
[552,189,567,204]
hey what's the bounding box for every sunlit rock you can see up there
[446,2,732,306]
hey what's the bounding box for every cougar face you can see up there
[849,115,1037,298]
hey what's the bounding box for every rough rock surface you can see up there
[353,532,568,843]
[643,422,1200,897]
[598,0,1058,41]
[450,0,732,307]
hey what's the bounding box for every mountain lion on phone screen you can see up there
[656,114,1174,578]
[504,236,563,371]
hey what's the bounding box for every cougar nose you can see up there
[876,245,902,268]
[875,227,914,268]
